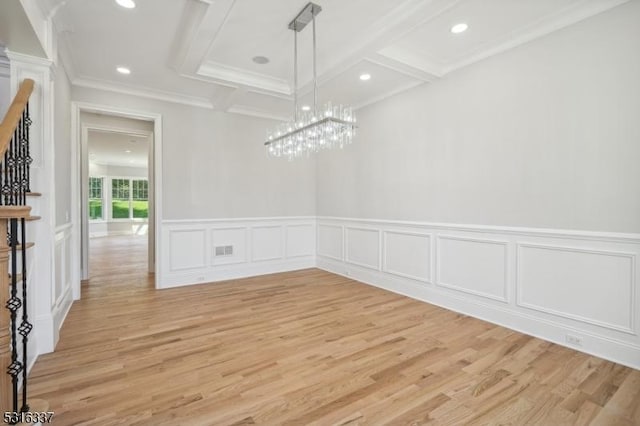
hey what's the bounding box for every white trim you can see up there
[316,216,640,370]
[5,50,53,68]
[163,216,316,224]
[160,217,315,289]
[71,101,163,293]
[516,242,637,335]
[73,77,214,110]
[317,256,640,370]
[344,226,381,270]
[382,230,433,284]
[435,235,510,303]
[226,105,289,122]
[318,216,640,244]
[197,61,291,95]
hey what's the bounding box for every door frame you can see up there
[71,101,163,297]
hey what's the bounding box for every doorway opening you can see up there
[86,125,151,284]
[71,102,163,299]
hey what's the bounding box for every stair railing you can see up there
[0,78,35,422]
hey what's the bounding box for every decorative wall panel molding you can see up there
[436,235,509,303]
[317,224,343,261]
[168,228,207,272]
[160,217,316,288]
[383,231,432,283]
[316,216,640,369]
[517,243,636,334]
[286,224,315,259]
[251,225,284,262]
[345,227,381,270]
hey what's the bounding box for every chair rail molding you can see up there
[316,216,640,370]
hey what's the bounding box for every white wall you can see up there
[315,3,640,369]
[54,57,71,226]
[73,88,316,220]
[317,2,640,234]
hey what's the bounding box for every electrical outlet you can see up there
[197,276,205,281]
[566,334,583,346]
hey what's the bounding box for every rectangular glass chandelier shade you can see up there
[265,102,356,160]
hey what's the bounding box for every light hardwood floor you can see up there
[29,235,640,425]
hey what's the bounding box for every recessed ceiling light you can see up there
[451,23,468,34]
[115,0,136,9]
[125,150,132,153]
[116,66,131,75]
[301,105,311,111]
[252,56,270,65]
[359,73,371,81]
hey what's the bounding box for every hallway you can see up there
[85,235,151,293]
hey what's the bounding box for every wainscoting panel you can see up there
[161,217,315,289]
[52,224,73,354]
[211,227,247,266]
[169,229,207,271]
[383,231,431,283]
[346,227,380,270]
[517,243,635,334]
[252,225,284,262]
[317,224,343,261]
[437,236,508,302]
[317,217,640,369]
[286,224,315,258]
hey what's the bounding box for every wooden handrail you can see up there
[0,79,35,158]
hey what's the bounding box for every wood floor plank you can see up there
[28,235,640,425]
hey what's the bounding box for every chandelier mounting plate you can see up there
[288,2,322,32]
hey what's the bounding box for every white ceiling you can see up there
[42,0,629,120]
[88,130,149,168]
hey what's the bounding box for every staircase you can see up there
[0,79,48,423]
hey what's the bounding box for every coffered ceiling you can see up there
[41,0,628,120]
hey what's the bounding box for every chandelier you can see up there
[264,2,357,160]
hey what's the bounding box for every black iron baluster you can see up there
[24,104,31,194]
[7,218,22,417]
[16,113,23,206]
[19,217,30,413]
[3,146,10,206]
[10,127,16,206]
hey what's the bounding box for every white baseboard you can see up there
[34,314,54,355]
[316,216,640,370]
[161,257,316,289]
[52,284,73,350]
[318,257,640,370]
[159,217,316,289]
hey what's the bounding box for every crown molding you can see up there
[198,61,291,95]
[227,105,288,122]
[5,49,56,78]
[353,80,426,111]
[73,76,215,109]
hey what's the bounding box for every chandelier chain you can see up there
[312,8,318,115]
